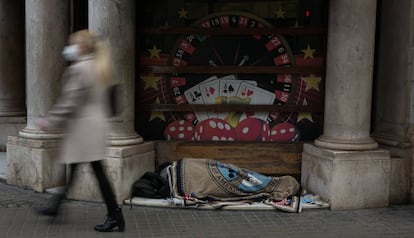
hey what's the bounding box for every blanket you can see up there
[168,158,300,203]
[125,194,330,212]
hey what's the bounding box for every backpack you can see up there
[131,172,170,199]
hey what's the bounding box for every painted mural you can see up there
[137,1,325,142]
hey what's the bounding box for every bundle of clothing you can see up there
[130,158,309,212]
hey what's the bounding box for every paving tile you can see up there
[3,180,414,237]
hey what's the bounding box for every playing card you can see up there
[237,82,275,121]
[199,78,220,118]
[219,78,257,97]
[220,78,239,97]
[237,82,275,104]
[217,76,257,119]
[183,76,218,122]
[184,84,203,104]
[200,78,220,104]
[184,83,208,122]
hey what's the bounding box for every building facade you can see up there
[0,0,413,209]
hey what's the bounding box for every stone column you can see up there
[20,0,69,139]
[0,1,26,151]
[89,0,142,146]
[301,0,391,210]
[7,0,69,192]
[314,0,378,151]
[372,0,413,204]
[67,0,154,204]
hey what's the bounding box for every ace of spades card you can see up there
[219,75,239,97]
[218,76,258,119]
[219,78,258,97]
[236,82,275,121]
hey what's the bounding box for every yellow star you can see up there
[301,44,316,59]
[141,74,161,90]
[297,112,313,122]
[274,8,286,19]
[150,111,166,122]
[148,45,162,59]
[303,74,321,91]
[178,8,188,19]
[298,98,313,122]
[149,98,165,121]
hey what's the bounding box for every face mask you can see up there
[62,45,80,61]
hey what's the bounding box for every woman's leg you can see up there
[90,160,124,232]
[90,160,118,215]
[53,163,79,208]
[36,163,78,216]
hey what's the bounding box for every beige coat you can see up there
[46,56,109,164]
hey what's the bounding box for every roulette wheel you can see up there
[144,11,307,141]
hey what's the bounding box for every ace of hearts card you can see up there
[199,78,220,118]
[237,82,275,121]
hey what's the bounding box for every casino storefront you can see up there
[1,0,413,210]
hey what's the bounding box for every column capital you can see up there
[314,135,378,151]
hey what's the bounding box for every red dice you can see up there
[164,120,195,140]
[194,118,236,141]
[235,118,272,141]
[270,123,299,142]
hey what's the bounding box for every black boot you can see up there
[94,207,125,232]
[35,194,64,217]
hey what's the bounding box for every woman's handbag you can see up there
[107,84,121,117]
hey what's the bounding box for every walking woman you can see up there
[35,30,124,232]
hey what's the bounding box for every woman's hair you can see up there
[69,30,113,85]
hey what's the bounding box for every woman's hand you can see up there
[35,117,51,131]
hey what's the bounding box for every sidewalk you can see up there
[1,154,414,237]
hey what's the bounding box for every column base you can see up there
[372,131,414,204]
[19,127,63,140]
[6,136,65,192]
[372,132,411,148]
[384,146,411,204]
[66,142,155,204]
[301,143,391,210]
[0,116,26,151]
[372,133,412,204]
[315,135,379,151]
[107,134,143,146]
